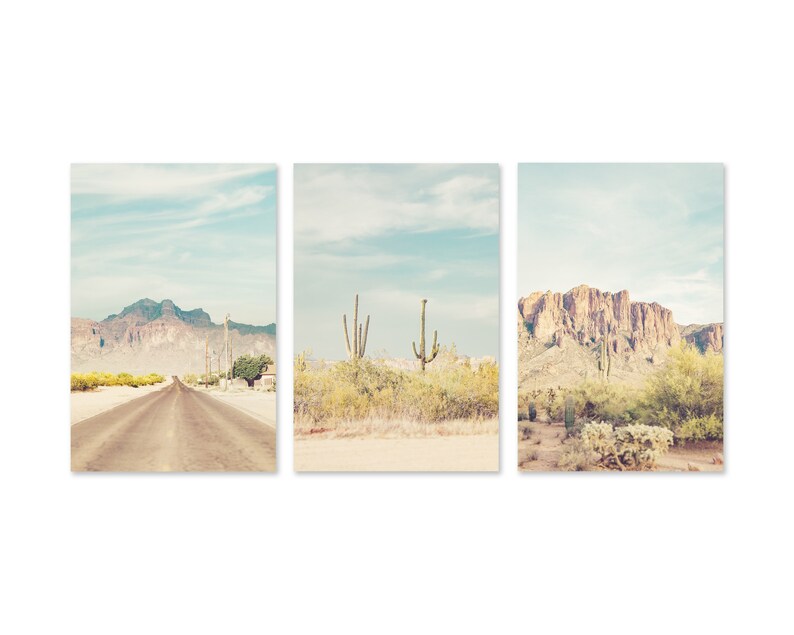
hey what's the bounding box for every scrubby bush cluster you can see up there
[182,372,220,386]
[641,344,723,442]
[294,351,498,424]
[560,422,674,471]
[524,342,724,445]
[568,382,642,425]
[674,414,723,443]
[70,372,166,391]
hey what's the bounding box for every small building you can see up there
[259,364,276,389]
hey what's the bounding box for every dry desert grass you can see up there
[294,416,498,439]
[294,354,498,426]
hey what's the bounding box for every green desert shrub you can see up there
[577,421,674,470]
[70,372,165,391]
[568,381,641,425]
[641,342,723,441]
[675,414,724,443]
[70,374,96,391]
[293,354,498,424]
[205,373,220,386]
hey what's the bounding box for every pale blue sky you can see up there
[518,163,724,325]
[71,164,276,326]
[295,164,500,360]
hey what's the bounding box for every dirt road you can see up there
[72,378,276,472]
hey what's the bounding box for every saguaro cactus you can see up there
[412,298,440,371]
[342,293,370,360]
[564,395,575,432]
[598,327,611,381]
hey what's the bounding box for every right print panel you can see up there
[517,164,724,472]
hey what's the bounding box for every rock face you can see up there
[71,299,276,376]
[518,285,680,356]
[680,322,724,354]
[518,285,723,390]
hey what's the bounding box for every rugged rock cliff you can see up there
[519,285,681,356]
[517,285,722,390]
[680,322,724,354]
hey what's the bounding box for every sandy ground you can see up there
[71,377,173,425]
[295,434,498,471]
[655,444,724,472]
[205,389,276,428]
[518,420,724,472]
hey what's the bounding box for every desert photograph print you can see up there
[294,164,499,471]
[517,164,724,472]
[71,164,277,472]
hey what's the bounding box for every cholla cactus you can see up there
[342,294,370,360]
[412,299,440,371]
[614,425,674,469]
[580,422,617,458]
[580,422,674,470]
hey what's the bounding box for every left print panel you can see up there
[71,164,277,472]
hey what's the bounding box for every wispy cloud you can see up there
[72,164,274,202]
[517,163,724,324]
[71,164,276,326]
[295,164,499,359]
[295,164,499,245]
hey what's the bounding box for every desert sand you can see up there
[206,389,276,427]
[295,434,498,472]
[71,377,174,425]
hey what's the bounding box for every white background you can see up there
[1,1,792,633]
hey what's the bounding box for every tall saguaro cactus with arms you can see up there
[598,325,611,381]
[342,293,370,360]
[412,298,440,371]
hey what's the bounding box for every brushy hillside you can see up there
[519,342,724,445]
[294,348,498,430]
[70,372,166,391]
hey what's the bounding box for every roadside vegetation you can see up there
[294,346,498,436]
[70,372,166,391]
[182,373,218,386]
[233,354,274,387]
[182,354,274,389]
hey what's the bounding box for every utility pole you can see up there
[229,334,233,385]
[205,336,209,389]
[224,314,230,391]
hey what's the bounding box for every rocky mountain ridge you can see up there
[518,285,722,390]
[71,299,276,376]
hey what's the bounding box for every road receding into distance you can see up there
[72,378,276,472]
